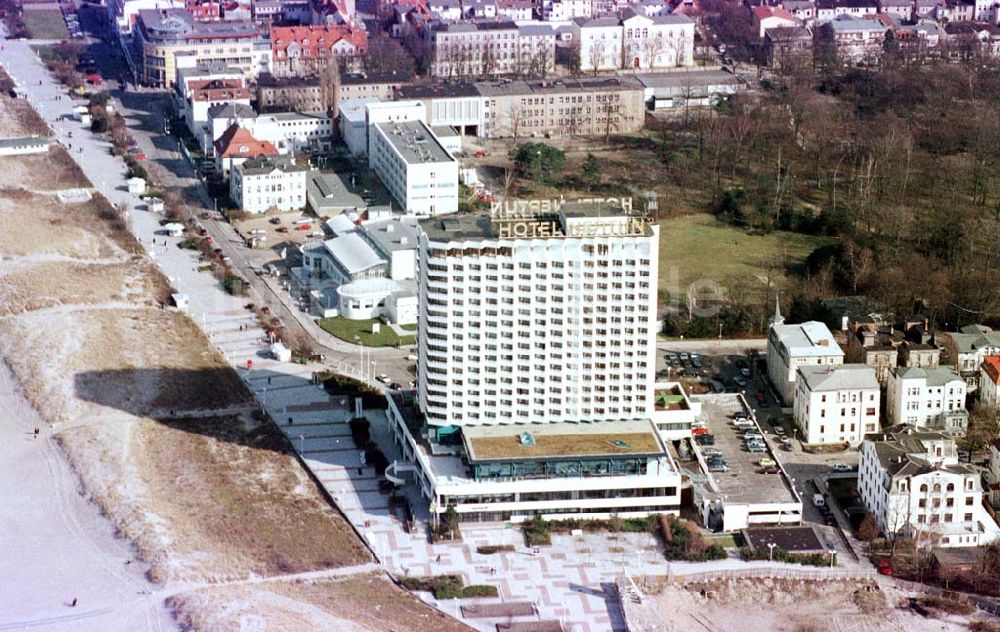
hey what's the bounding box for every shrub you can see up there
[738,546,832,567]
[662,516,726,562]
[461,585,500,598]
[431,575,464,599]
[476,545,515,555]
[523,515,551,546]
[348,417,371,447]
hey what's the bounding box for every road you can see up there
[86,68,417,387]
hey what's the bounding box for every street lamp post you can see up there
[299,434,305,453]
[767,542,776,562]
[829,549,836,568]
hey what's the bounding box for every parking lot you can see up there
[694,394,799,507]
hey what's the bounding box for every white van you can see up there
[813,493,826,507]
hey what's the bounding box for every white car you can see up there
[831,464,852,473]
[376,374,389,384]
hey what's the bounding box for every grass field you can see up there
[318,317,415,347]
[22,9,69,40]
[658,214,835,294]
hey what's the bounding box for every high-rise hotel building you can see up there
[417,200,659,425]
[386,199,682,524]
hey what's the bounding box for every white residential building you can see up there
[175,66,250,143]
[369,120,458,216]
[543,0,593,21]
[982,356,1000,410]
[229,156,309,214]
[767,309,844,405]
[572,11,695,72]
[384,199,682,524]
[859,430,1000,547]
[203,106,332,156]
[793,365,880,445]
[886,367,969,436]
[427,21,556,79]
[947,325,1000,393]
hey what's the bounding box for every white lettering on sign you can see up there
[489,197,635,219]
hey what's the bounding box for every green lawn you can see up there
[23,9,69,40]
[318,317,415,347]
[658,214,835,294]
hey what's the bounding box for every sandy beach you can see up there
[0,359,172,632]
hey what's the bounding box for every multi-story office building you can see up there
[133,9,265,87]
[886,366,969,436]
[767,308,844,405]
[792,364,880,445]
[427,20,556,79]
[479,76,646,138]
[368,120,458,215]
[385,199,682,524]
[859,430,1000,547]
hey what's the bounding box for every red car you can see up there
[85,73,102,86]
[692,426,709,436]
[878,561,893,576]
[295,224,311,231]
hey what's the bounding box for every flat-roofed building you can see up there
[383,199,682,524]
[369,120,458,215]
[478,76,646,138]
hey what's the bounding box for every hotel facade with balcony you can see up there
[385,199,683,524]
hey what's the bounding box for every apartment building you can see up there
[572,11,695,72]
[369,120,458,215]
[767,308,845,405]
[859,430,1000,547]
[943,325,1000,393]
[269,25,368,78]
[542,0,593,20]
[793,364,881,445]
[428,20,556,79]
[479,76,646,138]
[133,9,264,87]
[213,124,279,175]
[381,199,682,524]
[886,366,968,436]
[109,0,183,39]
[982,356,1000,409]
[816,15,888,64]
[175,66,249,140]
[229,155,309,213]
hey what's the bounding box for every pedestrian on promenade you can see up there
[33,428,39,438]
[70,598,77,607]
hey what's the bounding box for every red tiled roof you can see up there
[214,125,279,158]
[753,5,796,20]
[271,25,368,58]
[983,355,1000,386]
[188,78,249,102]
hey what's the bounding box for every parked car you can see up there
[708,463,729,473]
[692,426,709,436]
[740,367,751,377]
[757,458,776,468]
[702,447,722,456]
[812,493,826,507]
[268,217,282,225]
[375,373,389,384]
[757,466,781,474]
[878,560,893,576]
[780,443,793,451]
[694,434,715,446]
[295,224,312,231]
[747,442,766,453]
[127,147,146,160]
[276,226,289,233]
[774,426,786,435]
[831,464,852,473]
